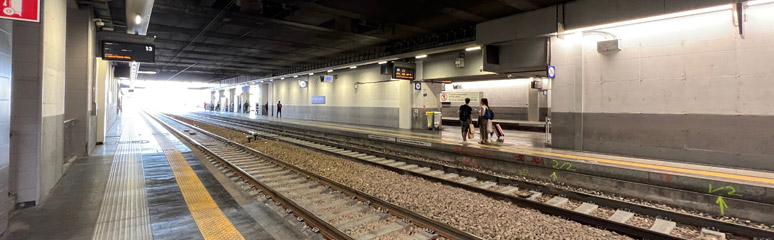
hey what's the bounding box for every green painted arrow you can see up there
[550,172,557,181]
[716,196,728,215]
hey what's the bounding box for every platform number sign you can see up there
[547,65,556,79]
[1,0,40,22]
[414,82,421,91]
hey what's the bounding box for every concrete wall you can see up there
[39,0,68,202]
[0,19,12,236]
[551,3,774,170]
[269,65,404,128]
[10,0,68,204]
[65,6,95,158]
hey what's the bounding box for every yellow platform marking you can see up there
[254,116,774,185]
[155,134,245,240]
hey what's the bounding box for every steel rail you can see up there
[157,113,483,240]
[188,113,774,239]
[146,112,354,240]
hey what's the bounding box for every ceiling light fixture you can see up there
[280,77,285,80]
[294,75,298,78]
[349,66,357,69]
[465,46,482,51]
[378,61,387,64]
[415,55,427,59]
[137,71,156,74]
[134,14,142,24]
[309,73,314,75]
[327,69,333,72]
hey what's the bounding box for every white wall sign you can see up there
[414,82,421,90]
[440,92,482,103]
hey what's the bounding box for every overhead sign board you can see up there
[440,92,483,103]
[323,75,334,82]
[102,41,155,63]
[393,67,415,80]
[0,0,40,22]
[311,96,326,104]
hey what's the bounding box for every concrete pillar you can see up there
[94,59,109,144]
[65,6,96,158]
[10,0,68,205]
[0,19,13,235]
[528,87,539,122]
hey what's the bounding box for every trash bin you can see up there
[426,111,434,129]
[433,112,442,130]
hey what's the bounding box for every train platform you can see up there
[198,111,774,224]
[5,110,310,240]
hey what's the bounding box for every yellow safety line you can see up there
[155,134,245,240]
[255,116,774,185]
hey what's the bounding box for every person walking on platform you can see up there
[277,101,283,118]
[243,101,249,113]
[478,98,493,144]
[459,98,473,142]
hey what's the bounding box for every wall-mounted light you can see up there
[134,14,142,24]
[562,4,733,34]
[748,0,774,5]
[465,46,481,51]
[349,66,357,69]
[378,61,387,64]
[327,69,333,72]
[415,55,427,59]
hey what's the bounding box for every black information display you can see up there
[102,41,155,63]
[392,67,415,80]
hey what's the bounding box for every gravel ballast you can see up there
[178,117,632,240]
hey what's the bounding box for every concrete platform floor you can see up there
[4,108,309,240]
[201,111,774,187]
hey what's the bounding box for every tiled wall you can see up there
[10,20,42,204]
[0,18,11,235]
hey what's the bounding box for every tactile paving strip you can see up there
[92,119,153,240]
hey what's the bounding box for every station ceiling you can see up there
[101,0,570,82]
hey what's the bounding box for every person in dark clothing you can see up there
[216,103,221,111]
[458,98,473,142]
[243,102,249,113]
[277,101,282,118]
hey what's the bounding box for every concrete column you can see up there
[10,0,68,205]
[65,6,96,158]
[94,59,109,143]
[0,19,13,235]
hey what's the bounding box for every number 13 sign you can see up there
[1,0,40,22]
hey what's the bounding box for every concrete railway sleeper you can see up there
[148,112,479,240]
[180,113,774,240]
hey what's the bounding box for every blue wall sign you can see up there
[311,96,326,104]
[414,82,421,90]
[547,65,556,79]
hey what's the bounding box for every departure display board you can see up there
[102,41,155,63]
[393,67,415,80]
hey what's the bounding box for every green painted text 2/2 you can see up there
[708,183,743,197]
[552,160,575,171]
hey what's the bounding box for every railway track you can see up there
[148,112,481,240]
[181,112,774,240]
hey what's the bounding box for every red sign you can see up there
[1,0,40,22]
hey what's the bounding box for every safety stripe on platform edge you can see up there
[154,132,245,240]
[243,116,774,185]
